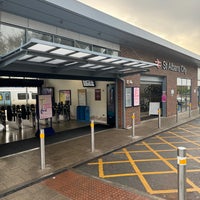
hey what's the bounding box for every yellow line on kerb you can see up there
[123,148,153,194]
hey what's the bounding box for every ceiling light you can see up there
[28,44,55,52]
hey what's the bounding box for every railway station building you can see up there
[0,0,200,131]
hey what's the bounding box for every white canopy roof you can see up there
[0,39,156,80]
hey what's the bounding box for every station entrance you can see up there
[140,83,162,119]
[0,38,156,153]
[0,78,116,147]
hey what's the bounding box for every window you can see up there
[177,78,191,112]
[54,36,74,46]
[27,30,53,42]
[0,24,25,55]
[93,45,107,54]
[32,93,37,99]
[74,41,92,51]
[18,93,29,100]
[0,23,120,57]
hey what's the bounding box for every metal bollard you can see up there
[158,108,161,128]
[199,102,200,114]
[90,120,95,152]
[176,104,179,123]
[132,113,135,137]
[177,147,187,200]
[199,101,200,114]
[40,129,45,170]
[189,103,191,118]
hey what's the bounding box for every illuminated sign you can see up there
[82,80,96,87]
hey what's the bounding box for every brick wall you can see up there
[117,45,198,128]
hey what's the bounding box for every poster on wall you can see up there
[78,89,87,106]
[133,87,140,106]
[38,95,52,120]
[59,90,71,104]
[125,87,132,107]
[95,89,101,101]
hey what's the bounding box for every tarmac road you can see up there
[76,118,200,200]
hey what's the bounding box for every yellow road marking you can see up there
[98,159,105,178]
[123,148,154,194]
[142,141,177,171]
[86,126,200,196]
[178,127,200,136]
[102,173,137,178]
[157,133,200,193]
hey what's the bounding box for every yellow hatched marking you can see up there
[152,188,200,195]
[187,169,200,172]
[88,160,129,165]
[142,171,175,175]
[103,173,137,178]
[159,133,200,150]
[157,134,200,193]
[142,141,177,171]
[151,189,177,195]
[86,128,200,195]
[187,124,200,128]
[178,127,200,136]
[168,131,200,163]
[98,159,105,178]
[123,148,153,194]
[114,150,150,154]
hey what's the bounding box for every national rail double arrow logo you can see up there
[155,58,162,69]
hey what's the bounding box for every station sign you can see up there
[155,59,187,74]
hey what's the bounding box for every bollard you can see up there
[90,120,95,152]
[40,129,45,170]
[158,108,161,128]
[176,104,179,123]
[132,113,135,137]
[199,101,200,114]
[177,147,187,200]
[189,103,191,118]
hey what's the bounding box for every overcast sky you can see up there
[78,0,200,55]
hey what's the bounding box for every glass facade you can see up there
[0,24,25,55]
[54,36,74,46]
[177,78,191,112]
[74,41,92,51]
[0,23,119,56]
[27,30,53,42]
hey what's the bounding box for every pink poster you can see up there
[38,95,52,119]
[133,87,140,106]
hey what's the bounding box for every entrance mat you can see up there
[0,124,110,158]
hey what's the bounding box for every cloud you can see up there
[78,0,200,54]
